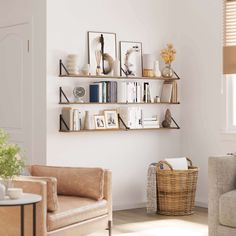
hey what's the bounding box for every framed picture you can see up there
[104,110,119,129]
[120,41,143,77]
[94,115,106,129]
[88,31,117,76]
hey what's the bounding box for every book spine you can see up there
[89,84,99,102]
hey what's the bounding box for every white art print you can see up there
[120,41,143,77]
[88,31,117,76]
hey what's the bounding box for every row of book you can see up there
[61,107,160,131]
[160,81,178,103]
[89,81,154,103]
[61,107,82,131]
[90,82,117,103]
[118,107,160,129]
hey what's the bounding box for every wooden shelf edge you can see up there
[59,74,180,81]
[59,102,180,105]
[59,127,180,133]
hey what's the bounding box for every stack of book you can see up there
[118,107,143,129]
[160,81,178,103]
[61,107,82,131]
[118,107,160,129]
[90,81,117,103]
[142,116,160,128]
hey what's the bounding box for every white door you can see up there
[0,23,32,161]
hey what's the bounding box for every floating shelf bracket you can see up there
[59,59,69,76]
[118,114,130,130]
[171,117,180,129]
[59,114,70,131]
[59,87,70,103]
[173,70,181,80]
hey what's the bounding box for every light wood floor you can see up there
[90,207,208,236]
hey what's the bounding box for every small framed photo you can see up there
[88,31,117,76]
[104,110,119,129]
[94,115,106,129]
[120,41,143,77]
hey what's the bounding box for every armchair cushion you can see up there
[31,165,105,200]
[219,190,236,228]
[47,195,108,231]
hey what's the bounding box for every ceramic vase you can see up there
[0,183,6,200]
[84,111,94,130]
[113,59,120,77]
[154,60,161,77]
[66,54,79,75]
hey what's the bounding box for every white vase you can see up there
[113,59,120,77]
[84,111,94,130]
[0,183,6,200]
[154,60,161,77]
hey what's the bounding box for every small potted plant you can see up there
[0,129,25,194]
[160,43,176,78]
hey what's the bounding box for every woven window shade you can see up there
[224,0,236,74]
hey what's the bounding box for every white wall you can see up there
[165,0,236,206]
[0,0,47,165]
[46,0,181,210]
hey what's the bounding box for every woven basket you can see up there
[156,158,198,216]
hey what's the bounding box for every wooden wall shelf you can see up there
[59,127,180,133]
[59,74,180,81]
[59,102,180,105]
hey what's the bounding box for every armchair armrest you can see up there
[104,170,112,221]
[14,178,47,236]
[208,156,236,235]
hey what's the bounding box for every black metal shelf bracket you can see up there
[171,117,180,129]
[173,70,181,80]
[118,114,130,130]
[59,59,69,76]
[59,87,70,103]
[60,114,69,131]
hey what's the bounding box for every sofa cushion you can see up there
[219,190,236,228]
[20,176,59,212]
[47,195,108,231]
[31,165,104,200]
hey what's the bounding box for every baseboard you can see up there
[113,201,208,211]
[195,201,208,208]
[113,202,146,211]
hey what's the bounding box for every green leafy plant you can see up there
[0,129,25,179]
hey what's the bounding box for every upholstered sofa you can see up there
[208,156,236,236]
[0,165,112,236]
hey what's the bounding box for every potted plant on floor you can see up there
[0,129,25,195]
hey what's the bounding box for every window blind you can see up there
[224,0,236,46]
[224,0,236,74]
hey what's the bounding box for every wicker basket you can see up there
[156,158,198,216]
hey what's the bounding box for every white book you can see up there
[143,120,159,125]
[161,83,173,103]
[143,124,160,128]
[117,82,127,103]
[98,83,103,103]
[73,109,79,131]
[137,83,141,103]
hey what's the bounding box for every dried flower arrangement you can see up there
[160,44,176,65]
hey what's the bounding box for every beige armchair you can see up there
[0,165,112,236]
[208,156,236,236]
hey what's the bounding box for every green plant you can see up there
[0,129,25,179]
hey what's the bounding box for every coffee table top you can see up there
[0,193,42,206]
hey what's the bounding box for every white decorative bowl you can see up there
[8,188,23,199]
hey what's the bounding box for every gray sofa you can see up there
[208,156,236,236]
